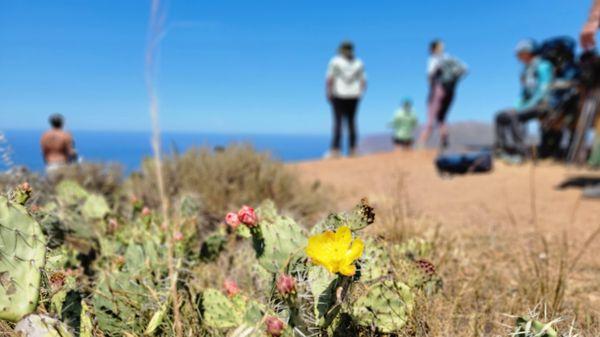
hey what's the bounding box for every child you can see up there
[390,98,418,150]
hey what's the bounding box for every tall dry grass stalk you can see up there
[145,1,182,336]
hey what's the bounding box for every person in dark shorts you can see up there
[419,39,467,149]
[325,41,367,158]
[390,98,418,150]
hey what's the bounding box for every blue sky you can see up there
[0,1,591,134]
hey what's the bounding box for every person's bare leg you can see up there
[439,122,449,149]
[420,85,441,147]
[419,120,434,146]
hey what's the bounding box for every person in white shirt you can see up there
[325,41,367,158]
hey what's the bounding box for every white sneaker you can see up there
[323,149,342,159]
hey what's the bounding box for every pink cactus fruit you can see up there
[225,212,241,229]
[276,274,296,296]
[265,316,285,337]
[237,205,258,227]
[223,278,240,297]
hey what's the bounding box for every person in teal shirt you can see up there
[390,98,418,150]
[495,39,554,161]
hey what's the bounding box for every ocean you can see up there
[1,130,331,173]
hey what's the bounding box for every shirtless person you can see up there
[40,114,76,172]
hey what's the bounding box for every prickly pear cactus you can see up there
[393,238,433,261]
[306,265,336,320]
[200,232,227,262]
[253,201,307,273]
[92,236,167,335]
[201,288,264,330]
[55,180,89,206]
[407,259,443,295]
[81,194,110,220]
[177,193,203,218]
[513,316,558,337]
[14,314,74,337]
[359,239,391,282]
[310,198,375,234]
[0,196,46,322]
[350,280,414,333]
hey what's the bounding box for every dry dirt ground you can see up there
[292,150,599,236]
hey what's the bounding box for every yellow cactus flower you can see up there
[305,225,364,276]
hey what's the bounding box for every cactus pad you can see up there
[201,289,265,330]
[359,239,391,282]
[514,316,558,337]
[55,180,89,206]
[351,280,414,333]
[310,198,375,235]
[200,232,227,262]
[81,194,110,220]
[253,201,307,273]
[0,196,46,322]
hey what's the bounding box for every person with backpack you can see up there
[325,41,367,158]
[418,39,467,149]
[389,98,418,150]
[494,39,554,163]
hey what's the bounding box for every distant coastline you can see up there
[1,122,496,173]
[1,130,331,173]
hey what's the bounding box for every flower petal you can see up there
[345,237,364,263]
[339,263,356,276]
[335,226,352,246]
[306,236,325,263]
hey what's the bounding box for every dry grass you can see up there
[127,145,330,226]
[371,173,600,337]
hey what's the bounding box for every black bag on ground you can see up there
[435,151,493,175]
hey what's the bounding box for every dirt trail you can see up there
[292,150,599,245]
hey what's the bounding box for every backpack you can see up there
[435,151,493,175]
[439,57,467,88]
[537,36,578,80]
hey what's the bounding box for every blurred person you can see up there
[494,39,554,163]
[418,39,467,149]
[389,98,418,150]
[580,0,600,198]
[325,41,367,158]
[581,0,600,50]
[41,113,77,172]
